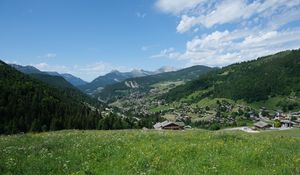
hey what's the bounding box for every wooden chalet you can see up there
[154,121,185,130]
[280,120,296,128]
[253,121,271,130]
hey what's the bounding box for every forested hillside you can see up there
[30,73,76,89]
[0,61,103,134]
[164,49,300,103]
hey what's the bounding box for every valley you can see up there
[2,1,300,174]
[1,49,300,133]
[97,50,300,130]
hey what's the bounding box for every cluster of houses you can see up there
[253,120,299,130]
[253,111,300,130]
[153,111,300,131]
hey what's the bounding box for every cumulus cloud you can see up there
[155,0,206,14]
[154,0,300,67]
[176,15,198,33]
[159,28,300,67]
[156,0,300,33]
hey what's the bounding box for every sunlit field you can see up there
[1,129,299,175]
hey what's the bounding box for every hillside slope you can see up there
[61,73,87,86]
[30,73,77,90]
[9,64,94,104]
[164,49,300,103]
[10,64,43,74]
[0,60,103,134]
[10,64,87,87]
[0,129,299,174]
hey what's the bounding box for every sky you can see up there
[1,0,300,81]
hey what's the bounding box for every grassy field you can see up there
[1,129,300,175]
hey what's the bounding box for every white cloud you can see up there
[154,0,300,67]
[167,28,300,66]
[177,15,198,33]
[156,0,300,33]
[155,0,206,14]
[200,0,249,28]
[151,48,181,59]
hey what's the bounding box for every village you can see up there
[152,111,300,132]
[105,88,300,132]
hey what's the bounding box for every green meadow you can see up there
[1,129,300,175]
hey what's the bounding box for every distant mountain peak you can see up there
[131,69,142,73]
[10,64,87,87]
[10,64,43,74]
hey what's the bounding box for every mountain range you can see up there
[10,64,87,87]
[10,64,177,94]
[79,66,177,95]
[97,65,214,101]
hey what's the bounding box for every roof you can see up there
[153,121,185,129]
[161,121,185,127]
[254,121,270,128]
[281,120,296,124]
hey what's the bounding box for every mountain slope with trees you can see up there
[0,60,104,134]
[30,73,77,90]
[163,49,300,103]
[10,64,87,87]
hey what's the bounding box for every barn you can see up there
[253,121,271,130]
[154,121,185,130]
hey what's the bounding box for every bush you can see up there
[274,120,281,128]
[209,123,221,130]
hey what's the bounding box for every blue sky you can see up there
[1,0,300,81]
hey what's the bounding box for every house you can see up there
[153,121,185,130]
[294,118,300,125]
[280,120,296,128]
[253,121,271,130]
